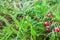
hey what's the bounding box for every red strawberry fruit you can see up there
[46,28,50,32]
[47,12,51,18]
[54,27,59,32]
[46,26,50,28]
[44,22,49,27]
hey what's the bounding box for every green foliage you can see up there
[49,31,55,40]
[0,0,60,40]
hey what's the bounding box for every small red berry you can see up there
[47,12,51,18]
[54,27,59,32]
[46,28,50,32]
[44,22,49,27]
[46,26,50,28]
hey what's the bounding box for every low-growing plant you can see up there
[0,0,60,40]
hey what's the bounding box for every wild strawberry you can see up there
[54,27,59,32]
[46,28,50,32]
[46,26,50,28]
[44,22,49,27]
[47,12,51,18]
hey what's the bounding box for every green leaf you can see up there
[49,31,55,40]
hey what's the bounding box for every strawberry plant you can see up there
[0,0,60,40]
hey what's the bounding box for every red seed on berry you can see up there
[54,27,59,32]
[44,22,49,27]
